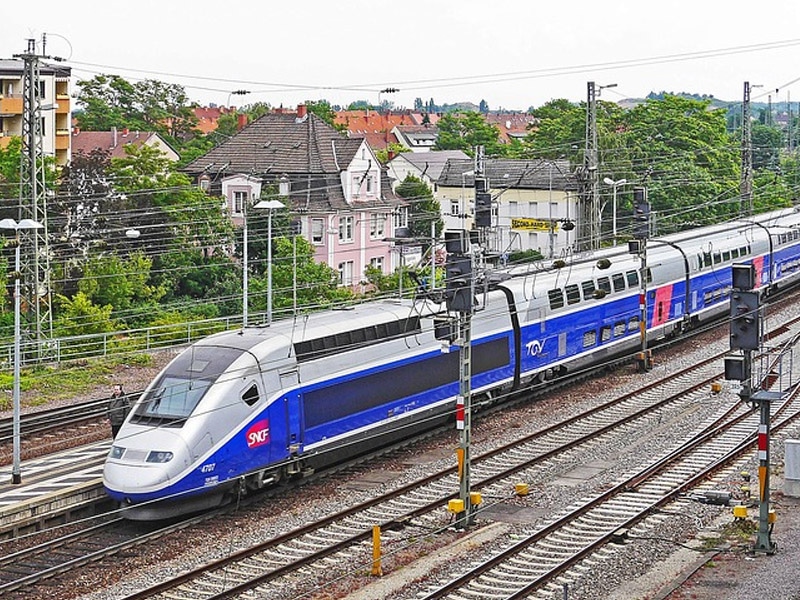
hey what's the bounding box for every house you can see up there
[392,124,438,152]
[482,112,537,144]
[0,58,72,166]
[436,158,579,258]
[386,150,470,191]
[183,105,407,286]
[71,128,179,161]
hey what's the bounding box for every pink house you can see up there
[183,105,407,286]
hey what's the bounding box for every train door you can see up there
[281,371,303,455]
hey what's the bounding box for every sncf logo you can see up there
[246,420,270,448]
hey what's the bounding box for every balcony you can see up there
[55,95,70,113]
[0,96,23,116]
[55,135,70,151]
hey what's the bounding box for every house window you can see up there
[370,214,385,239]
[508,201,518,217]
[393,208,408,229]
[339,216,354,242]
[311,218,324,245]
[450,200,460,216]
[233,191,248,215]
[338,261,354,286]
[198,175,210,191]
[370,256,384,272]
[366,175,374,194]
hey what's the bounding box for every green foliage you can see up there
[54,291,118,340]
[78,252,165,324]
[434,112,506,157]
[304,100,346,132]
[75,74,197,141]
[395,175,443,244]
[249,236,350,316]
[375,143,411,164]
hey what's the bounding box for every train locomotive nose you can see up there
[103,428,190,497]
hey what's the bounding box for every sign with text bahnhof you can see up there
[510,218,558,232]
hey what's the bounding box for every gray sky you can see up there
[4,1,800,111]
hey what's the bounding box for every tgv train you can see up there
[103,208,800,519]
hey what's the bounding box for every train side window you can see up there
[581,280,595,300]
[645,268,653,284]
[704,251,712,268]
[548,288,565,310]
[713,252,721,264]
[612,273,625,292]
[597,276,611,294]
[731,248,739,259]
[626,270,639,287]
[582,330,597,348]
[242,384,259,407]
[600,325,612,342]
[723,250,730,262]
[565,284,581,305]
[628,315,639,331]
[614,321,626,337]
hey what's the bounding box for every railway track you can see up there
[419,377,800,599]
[19,344,744,600]
[2,289,800,598]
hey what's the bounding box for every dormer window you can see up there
[198,175,210,191]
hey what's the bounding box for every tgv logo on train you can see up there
[526,339,544,356]
[246,420,270,448]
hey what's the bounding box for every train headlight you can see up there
[146,451,174,463]
[109,446,125,459]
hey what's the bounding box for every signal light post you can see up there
[445,230,476,528]
[632,186,652,372]
[725,263,776,554]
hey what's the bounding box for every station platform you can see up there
[0,441,112,538]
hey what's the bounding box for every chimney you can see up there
[112,126,117,148]
[237,113,248,130]
[122,127,129,137]
[72,126,80,135]
[387,150,396,161]
[296,104,307,120]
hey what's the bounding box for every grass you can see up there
[0,352,154,410]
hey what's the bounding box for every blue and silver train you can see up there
[103,208,800,519]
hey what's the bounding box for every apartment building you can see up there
[0,59,72,166]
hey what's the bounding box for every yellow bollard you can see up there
[371,525,382,576]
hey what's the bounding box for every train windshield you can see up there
[131,345,245,427]
[133,377,210,426]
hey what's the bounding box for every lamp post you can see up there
[0,218,44,485]
[254,199,285,325]
[603,177,627,246]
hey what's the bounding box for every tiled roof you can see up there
[184,111,400,213]
[389,150,470,181]
[71,130,161,159]
[438,158,576,190]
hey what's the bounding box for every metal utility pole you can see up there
[741,81,754,217]
[581,82,599,252]
[14,38,53,359]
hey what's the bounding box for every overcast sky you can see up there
[4,1,800,111]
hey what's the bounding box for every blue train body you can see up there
[103,209,800,519]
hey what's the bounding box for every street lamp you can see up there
[603,177,627,246]
[254,199,285,325]
[0,217,44,485]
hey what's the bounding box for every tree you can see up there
[304,100,346,132]
[621,95,739,230]
[395,175,443,245]
[434,112,505,157]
